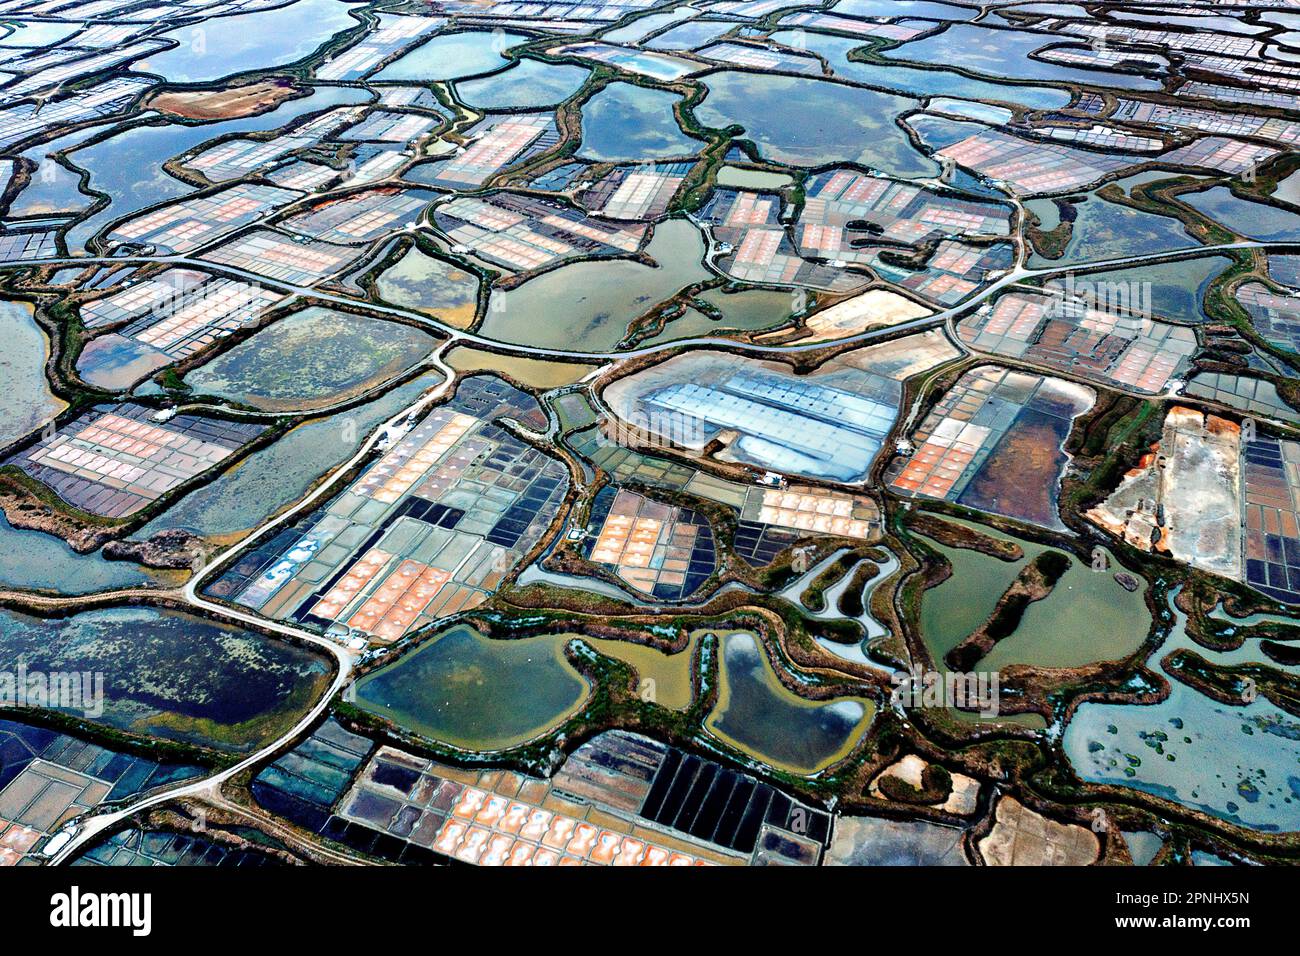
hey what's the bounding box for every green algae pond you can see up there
[0,606,331,752]
[917,519,1150,670]
[182,307,436,412]
[583,631,701,712]
[445,346,595,390]
[641,287,797,345]
[714,165,794,190]
[353,624,592,751]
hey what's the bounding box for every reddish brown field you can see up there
[147,81,299,120]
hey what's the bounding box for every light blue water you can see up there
[137,0,362,83]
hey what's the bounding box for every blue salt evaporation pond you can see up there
[1182,187,1300,242]
[692,70,936,176]
[373,29,529,81]
[577,81,703,162]
[455,58,590,109]
[353,624,591,751]
[774,30,1072,112]
[137,0,362,83]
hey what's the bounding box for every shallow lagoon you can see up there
[1045,255,1231,325]
[65,85,370,251]
[714,165,794,190]
[375,246,480,329]
[577,82,703,162]
[644,287,795,345]
[182,307,436,412]
[772,30,1071,111]
[831,0,979,20]
[1065,593,1300,832]
[1182,187,1300,242]
[373,29,529,81]
[602,7,697,45]
[646,19,737,51]
[705,631,874,774]
[905,114,986,152]
[1272,169,1300,208]
[1027,179,1197,267]
[918,525,1049,663]
[692,287,796,335]
[478,218,708,352]
[455,58,590,109]
[883,23,1163,91]
[583,632,700,711]
[0,299,65,450]
[136,0,361,83]
[354,624,591,750]
[638,307,721,346]
[692,71,935,175]
[0,20,79,46]
[446,347,595,389]
[981,550,1150,671]
[0,512,163,594]
[10,127,102,217]
[0,606,331,752]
